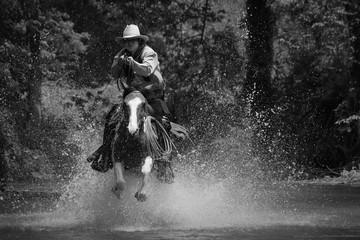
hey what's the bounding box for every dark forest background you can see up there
[1,0,360,183]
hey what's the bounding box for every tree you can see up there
[24,0,42,126]
[347,0,360,87]
[270,0,358,172]
[243,0,274,160]
[0,0,88,125]
[0,130,6,182]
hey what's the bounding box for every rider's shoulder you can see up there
[142,45,157,57]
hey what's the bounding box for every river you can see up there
[1,176,359,239]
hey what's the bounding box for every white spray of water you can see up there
[49,126,318,231]
[0,125,320,230]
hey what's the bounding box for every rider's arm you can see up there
[130,50,159,77]
[110,51,125,79]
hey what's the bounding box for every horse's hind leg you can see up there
[135,156,153,202]
[111,135,126,199]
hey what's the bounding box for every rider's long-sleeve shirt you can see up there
[111,45,165,97]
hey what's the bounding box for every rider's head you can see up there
[115,24,148,53]
[124,39,140,53]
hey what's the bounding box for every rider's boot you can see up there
[163,160,175,184]
[155,153,175,184]
[153,115,174,184]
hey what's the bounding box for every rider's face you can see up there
[124,39,140,53]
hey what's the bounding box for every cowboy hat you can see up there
[115,24,149,43]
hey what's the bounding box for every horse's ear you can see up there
[118,79,135,98]
[117,79,131,98]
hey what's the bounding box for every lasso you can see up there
[143,116,176,162]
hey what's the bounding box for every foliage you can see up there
[60,0,243,138]
[269,0,360,170]
[0,0,89,181]
[0,1,89,107]
[1,0,360,182]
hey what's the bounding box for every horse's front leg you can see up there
[111,161,126,199]
[135,156,153,202]
[111,134,126,199]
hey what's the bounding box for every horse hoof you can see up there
[156,173,175,184]
[116,181,126,192]
[111,187,121,199]
[86,154,98,162]
[135,192,147,202]
[165,177,175,184]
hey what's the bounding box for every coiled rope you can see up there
[143,116,176,161]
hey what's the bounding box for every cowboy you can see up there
[111,24,171,129]
[87,25,189,173]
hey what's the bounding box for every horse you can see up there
[108,82,178,202]
[86,80,190,202]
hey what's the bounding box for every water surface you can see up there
[1,128,359,239]
[1,181,359,240]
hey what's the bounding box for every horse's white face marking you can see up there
[141,156,153,174]
[127,97,142,134]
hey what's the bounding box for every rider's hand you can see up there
[123,56,134,67]
[113,53,124,66]
[118,55,133,67]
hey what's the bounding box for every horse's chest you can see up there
[119,136,147,170]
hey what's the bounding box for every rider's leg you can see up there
[140,89,171,130]
[145,97,171,132]
[150,99,171,128]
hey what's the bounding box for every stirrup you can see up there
[160,115,171,132]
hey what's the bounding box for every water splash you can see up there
[47,125,317,231]
[0,125,330,231]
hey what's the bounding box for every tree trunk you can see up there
[28,28,42,127]
[243,0,274,160]
[0,130,6,182]
[345,1,360,165]
[25,0,42,127]
[244,0,273,112]
[347,1,360,87]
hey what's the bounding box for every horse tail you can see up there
[143,116,175,160]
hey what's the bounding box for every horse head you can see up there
[121,81,153,136]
